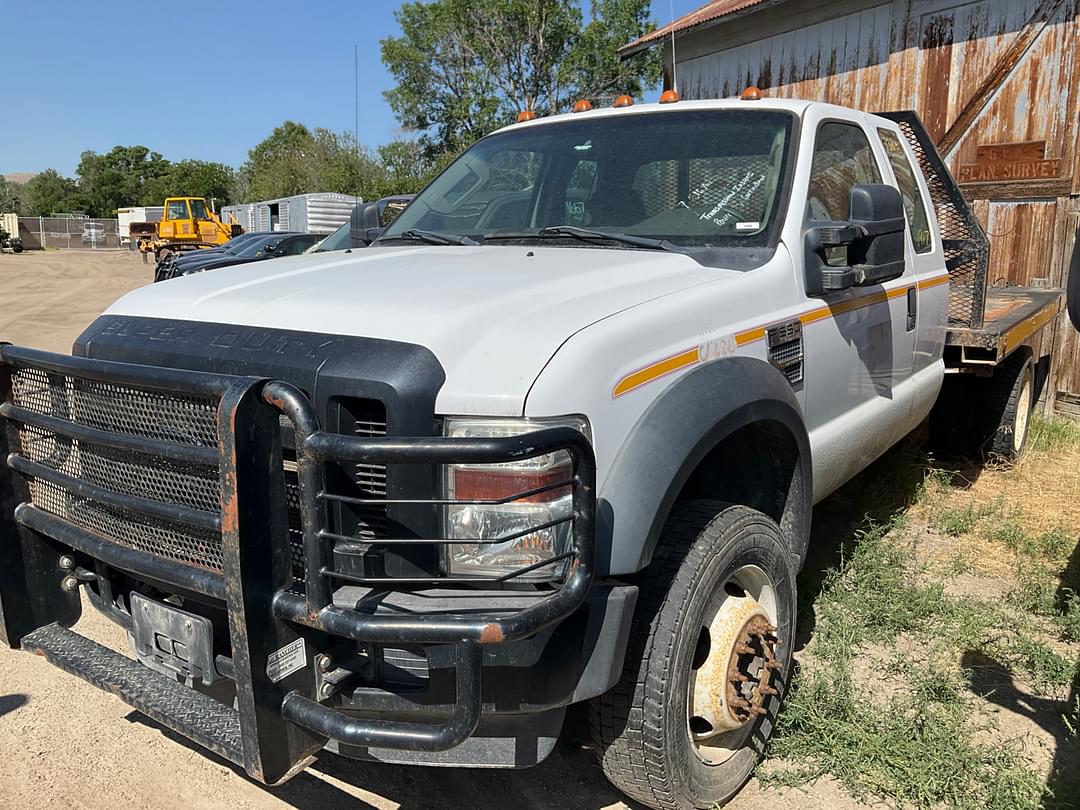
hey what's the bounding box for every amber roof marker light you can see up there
[741,86,763,101]
[613,94,634,108]
[659,89,680,104]
[516,110,538,122]
[571,99,593,113]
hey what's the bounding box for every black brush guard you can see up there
[0,345,596,784]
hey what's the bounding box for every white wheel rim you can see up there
[1014,373,1032,454]
[686,564,780,765]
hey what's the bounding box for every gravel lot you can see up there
[0,250,860,810]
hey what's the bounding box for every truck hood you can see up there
[106,245,720,414]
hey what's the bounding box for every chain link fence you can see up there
[17,217,121,250]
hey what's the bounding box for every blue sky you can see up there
[1,0,700,176]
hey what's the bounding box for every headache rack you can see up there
[0,345,595,784]
[878,111,1063,364]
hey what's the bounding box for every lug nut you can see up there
[58,555,75,571]
[60,575,79,592]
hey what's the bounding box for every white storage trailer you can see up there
[222,192,359,235]
[117,207,164,244]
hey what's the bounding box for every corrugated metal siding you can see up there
[224,193,357,234]
[671,0,1080,410]
[303,194,357,233]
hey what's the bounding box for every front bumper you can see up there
[0,345,607,783]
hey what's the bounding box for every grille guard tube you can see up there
[263,380,597,753]
[262,380,597,645]
[280,643,482,751]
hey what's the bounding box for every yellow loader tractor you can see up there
[131,197,242,263]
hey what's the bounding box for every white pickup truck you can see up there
[0,95,1065,810]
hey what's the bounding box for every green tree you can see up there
[381,0,505,153]
[75,145,171,216]
[20,169,80,216]
[0,177,21,213]
[147,160,235,207]
[381,0,661,154]
[241,122,389,202]
[562,0,663,102]
[241,121,319,200]
[375,139,454,196]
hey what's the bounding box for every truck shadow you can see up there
[128,704,641,810]
[958,648,1079,809]
[794,436,932,651]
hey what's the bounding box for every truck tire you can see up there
[1067,226,1080,332]
[590,501,796,810]
[982,347,1034,462]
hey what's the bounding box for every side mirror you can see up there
[804,183,906,295]
[350,202,382,248]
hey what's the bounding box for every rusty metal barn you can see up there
[623,0,1080,415]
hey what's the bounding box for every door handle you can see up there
[906,287,917,332]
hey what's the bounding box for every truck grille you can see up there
[9,366,388,579]
[11,367,225,570]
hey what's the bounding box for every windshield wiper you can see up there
[487,226,680,252]
[390,229,480,246]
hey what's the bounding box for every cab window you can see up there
[877,129,932,253]
[166,200,189,220]
[189,199,209,220]
[807,122,882,221]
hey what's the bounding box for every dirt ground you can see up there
[0,249,1066,809]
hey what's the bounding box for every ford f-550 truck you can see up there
[0,95,1065,809]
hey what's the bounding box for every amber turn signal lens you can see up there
[741,86,763,100]
[613,94,634,108]
[571,98,593,113]
[659,89,680,104]
[516,110,537,122]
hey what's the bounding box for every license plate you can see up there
[129,592,219,686]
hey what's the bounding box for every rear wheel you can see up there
[983,347,1034,462]
[591,501,796,809]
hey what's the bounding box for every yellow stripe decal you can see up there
[1001,294,1063,356]
[613,274,951,398]
[612,348,701,398]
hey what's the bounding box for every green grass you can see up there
[765,515,1069,808]
[1029,414,1080,453]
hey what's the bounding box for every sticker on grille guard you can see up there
[266,637,307,683]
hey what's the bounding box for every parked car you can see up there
[153,232,270,282]
[80,222,106,245]
[156,232,321,281]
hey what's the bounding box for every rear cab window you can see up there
[877,128,933,254]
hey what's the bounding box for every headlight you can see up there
[443,416,590,582]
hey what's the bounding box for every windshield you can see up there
[310,221,351,252]
[380,109,794,253]
[235,235,281,257]
[189,199,210,220]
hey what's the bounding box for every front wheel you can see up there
[591,501,797,810]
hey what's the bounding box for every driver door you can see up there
[801,119,917,499]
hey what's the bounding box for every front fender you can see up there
[598,356,812,575]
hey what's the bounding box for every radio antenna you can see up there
[669,0,678,94]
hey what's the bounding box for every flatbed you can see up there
[884,111,1064,373]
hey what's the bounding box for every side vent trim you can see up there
[766,320,804,385]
